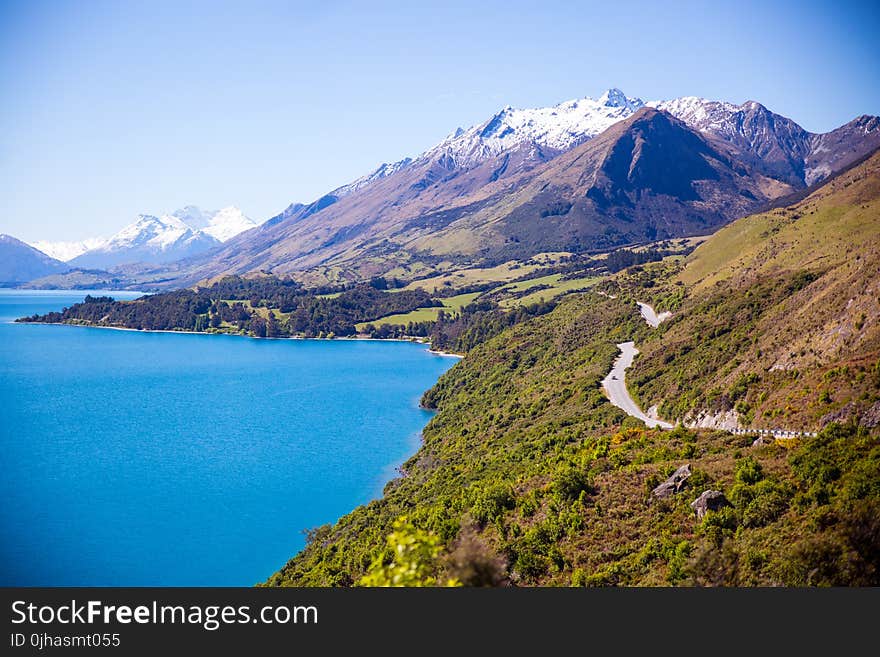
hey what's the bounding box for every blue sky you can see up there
[1,0,878,242]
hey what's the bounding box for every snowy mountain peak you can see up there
[67,212,219,269]
[171,205,209,226]
[30,237,107,262]
[599,88,641,110]
[423,88,647,167]
[112,214,191,249]
[34,205,259,268]
[647,96,743,134]
[172,205,258,242]
[54,205,260,270]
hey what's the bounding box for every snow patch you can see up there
[423,88,645,168]
[30,237,107,262]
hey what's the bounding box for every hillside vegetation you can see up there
[628,150,880,431]
[267,150,880,587]
[269,293,879,586]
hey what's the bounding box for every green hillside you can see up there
[629,150,880,431]
[269,293,879,587]
[267,150,880,587]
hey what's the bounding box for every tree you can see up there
[358,517,460,587]
[250,316,267,338]
[266,313,280,338]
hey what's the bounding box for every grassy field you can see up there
[359,275,604,329]
[356,291,483,330]
[499,275,603,308]
[400,261,547,293]
[501,273,564,292]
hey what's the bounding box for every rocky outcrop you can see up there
[860,401,880,428]
[685,410,741,431]
[652,464,691,499]
[690,490,730,519]
[819,400,880,428]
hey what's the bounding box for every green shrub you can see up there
[550,466,594,502]
[667,541,692,584]
[514,549,548,580]
[699,507,738,546]
[471,483,516,526]
[741,480,791,528]
[358,517,460,587]
[735,456,764,485]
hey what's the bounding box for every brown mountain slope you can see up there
[412,108,793,261]
[155,109,794,287]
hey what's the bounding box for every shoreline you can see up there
[14,320,465,358]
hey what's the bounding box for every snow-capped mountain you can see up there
[30,237,107,262]
[414,88,878,187]
[327,88,877,194]
[49,206,259,270]
[648,96,880,186]
[422,88,645,169]
[648,96,745,135]
[170,205,259,242]
[68,213,221,269]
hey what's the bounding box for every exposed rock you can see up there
[820,402,858,427]
[861,401,880,428]
[819,400,880,428]
[690,490,730,519]
[652,464,691,499]
[752,436,770,447]
[685,410,741,431]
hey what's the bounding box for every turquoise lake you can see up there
[0,290,457,585]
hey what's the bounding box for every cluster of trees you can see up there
[19,292,212,332]
[603,248,668,273]
[361,298,559,351]
[427,300,558,353]
[362,321,435,339]
[19,276,438,338]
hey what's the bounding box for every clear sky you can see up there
[1,0,878,242]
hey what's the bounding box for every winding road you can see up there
[602,301,820,438]
[601,302,674,430]
[637,302,672,328]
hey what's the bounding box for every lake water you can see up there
[0,290,456,585]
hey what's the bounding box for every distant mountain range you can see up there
[30,237,107,263]
[9,88,880,289]
[146,88,878,288]
[0,234,70,283]
[28,206,259,270]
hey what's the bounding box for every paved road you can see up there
[601,341,674,429]
[601,300,816,438]
[637,302,672,328]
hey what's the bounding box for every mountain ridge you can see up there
[17,89,880,291]
[129,89,878,289]
[0,234,70,283]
